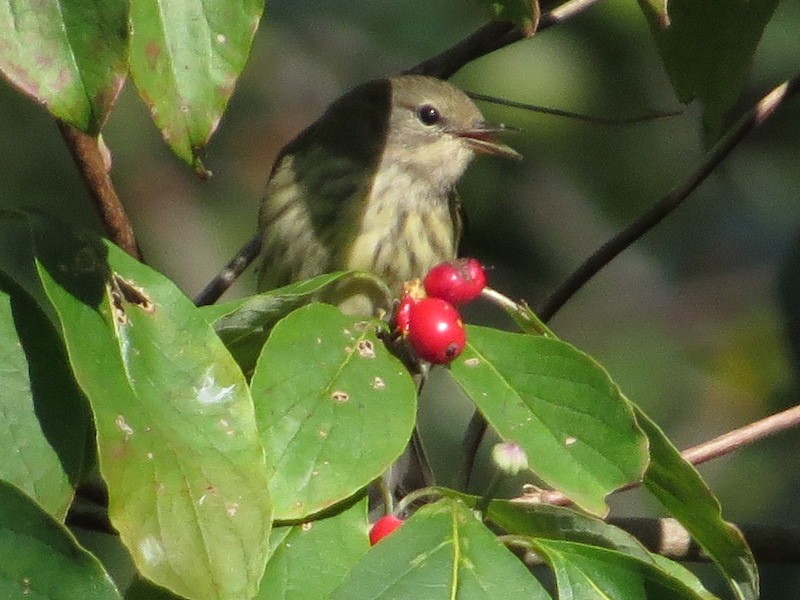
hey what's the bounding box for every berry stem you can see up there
[480,287,555,337]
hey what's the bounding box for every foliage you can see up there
[0,0,786,598]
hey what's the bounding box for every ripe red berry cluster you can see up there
[395,258,487,365]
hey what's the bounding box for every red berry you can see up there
[395,294,417,337]
[423,258,486,305]
[369,515,404,545]
[407,297,466,364]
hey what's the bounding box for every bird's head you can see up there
[385,75,521,192]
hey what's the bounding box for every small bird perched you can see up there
[194,75,520,502]
[255,74,520,313]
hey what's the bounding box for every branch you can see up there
[516,401,800,509]
[512,518,800,564]
[680,403,800,467]
[538,74,800,321]
[406,0,604,79]
[57,121,142,260]
[196,0,605,305]
[194,233,261,306]
[610,518,800,563]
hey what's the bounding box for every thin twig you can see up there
[511,518,800,564]
[195,0,605,304]
[194,233,261,305]
[468,91,680,124]
[406,0,604,79]
[610,518,800,563]
[516,401,800,508]
[680,403,800,467]
[538,75,800,321]
[57,121,141,259]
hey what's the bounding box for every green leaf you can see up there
[0,480,120,599]
[650,555,720,600]
[128,0,265,173]
[0,0,127,132]
[449,326,649,515]
[638,0,779,140]
[0,281,89,520]
[23,216,271,600]
[0,212,54,317]
[636,407,758,600]
[251,303,416,520]
[330,498,549,599]
[471,0,540,36]
[125,578,185,600]
[534,538,713,600]
[258,497,369,599]
[202,272,351,376]
[444,491,716,598]
[484,499,716,598]
[485,501,653,561]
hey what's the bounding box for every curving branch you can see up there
[538,74,800,322]
[57,121,142,260]
[407,0,605,79]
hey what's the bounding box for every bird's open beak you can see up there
[452,123,522,160]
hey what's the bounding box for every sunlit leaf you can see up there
[534,538,714,600]
[636,407,759,600]
[19,215,271,600]
[0,0,126,132]
[258,497,369,599]
[450,326,649,515]
[330,498,549,599]
[202,272,351,375]
[251,303,416,520]
[128,0,265,173]
[486,500,653,561]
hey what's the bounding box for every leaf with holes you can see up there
[19,214,271,600]
[449,326,648,516]
[251,303,416,520]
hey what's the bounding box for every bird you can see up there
[193,75,520,504]
[254,74,520,315]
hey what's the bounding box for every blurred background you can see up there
[1,0,799,595]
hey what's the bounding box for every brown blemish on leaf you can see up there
[331,390,350,402]
[145,40,162,70]
[113,273,154,313]
[357,339,375,358]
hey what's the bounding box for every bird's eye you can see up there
[417,104,440,126]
